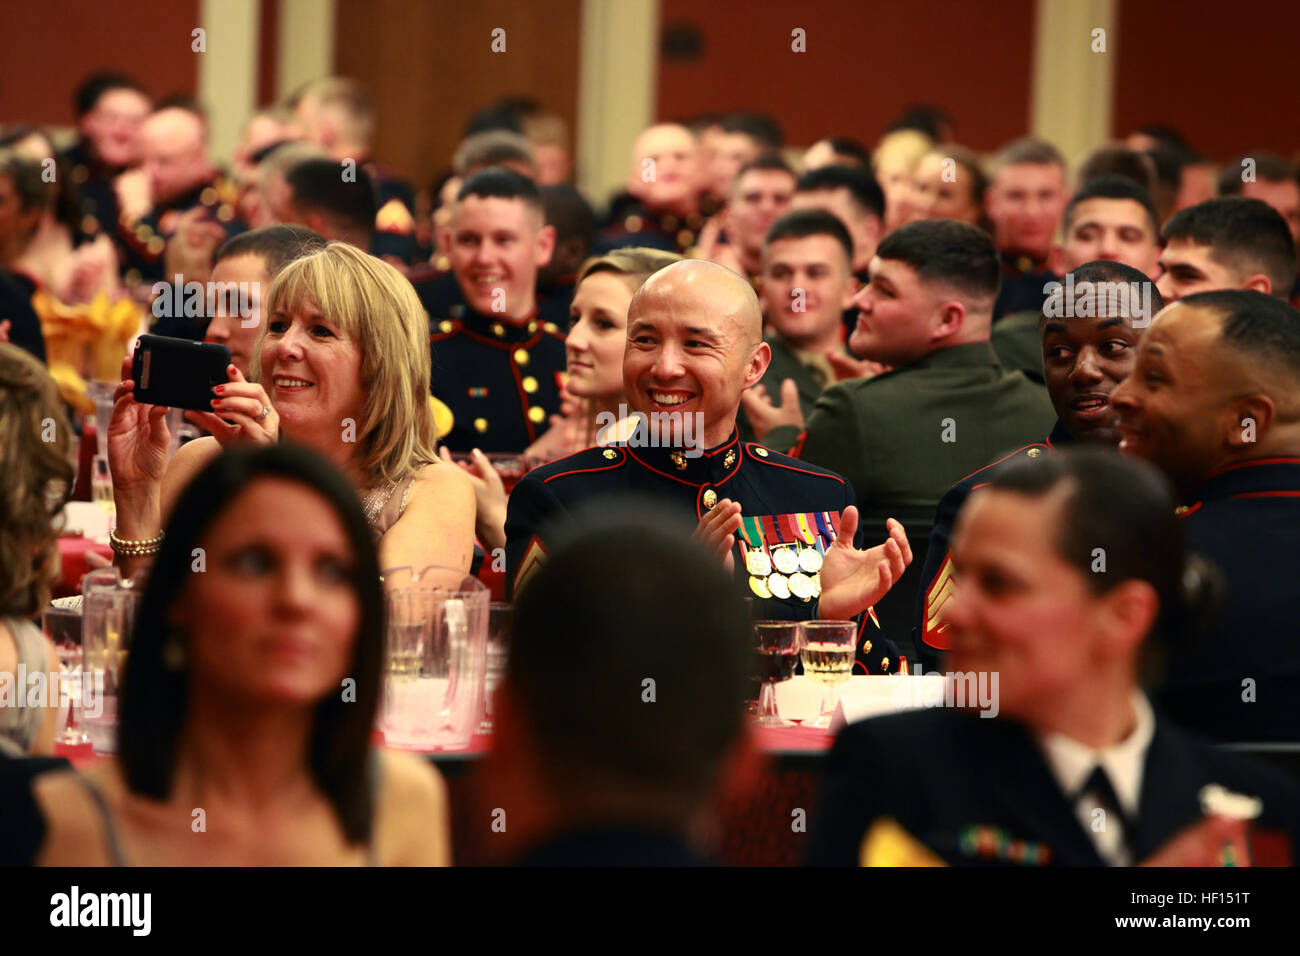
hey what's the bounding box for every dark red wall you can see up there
[656,0,1038,151]
[0,0,200,124]
[1112,0,1300,160]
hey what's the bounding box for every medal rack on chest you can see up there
[738,512,835,602]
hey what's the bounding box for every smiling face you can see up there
[174,477,361,705]
[1062,198,1160,277]
[987,162,1067,259]
[567,271,634,401]
[1110,303,1239,493]
[762,234,855,348]
[629,124,701,213]
[728,168,795,263]
[945,489,1107,723]
[204,253,270,377]
[1041,313,1141,444]
[909,153,980,224]
[259,297,364,438]
[83,87,151,168]
[447,194,553,319]
[624,261,769,448]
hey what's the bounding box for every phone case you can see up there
[132,335,231,412]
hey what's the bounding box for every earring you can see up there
[162,633,186,671]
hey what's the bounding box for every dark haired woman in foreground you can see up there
[35,444,449,865]
[808,448,1300,867]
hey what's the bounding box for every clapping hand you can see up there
[693,498,743,573]
[740,379,804,439]
[818,509,912,621]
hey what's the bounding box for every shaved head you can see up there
[140,107,212,205]
[633,259,763,348]
[624,260,770,448]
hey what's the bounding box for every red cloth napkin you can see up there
[55,537,114,598]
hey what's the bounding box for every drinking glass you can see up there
[81,567,138,754]
[380,568,488,750]
[477,602,512,733]
[800,620,856,728]
[43,597,88,746]
[753,621,801,728]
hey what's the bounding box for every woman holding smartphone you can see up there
[108,241,475,581]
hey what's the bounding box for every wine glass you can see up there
[800,620,856,729]
[753,621,801,728]
[43,597,88,746]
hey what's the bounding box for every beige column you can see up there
[1030,0,1117,166]
[577,0,659,207]
[277,0,337,102]
[197,0,261,164]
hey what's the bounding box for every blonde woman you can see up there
[0,344,69,756]
[452,248,681,552]
[109,242,474,580]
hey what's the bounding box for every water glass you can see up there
[81,568,138,754]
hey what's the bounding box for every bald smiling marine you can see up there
[505,260,915,674]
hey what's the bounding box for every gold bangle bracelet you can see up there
[109,529,165,556]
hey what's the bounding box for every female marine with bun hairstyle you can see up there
[809,448,1300,868]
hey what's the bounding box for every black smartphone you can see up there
[131,335,231,412]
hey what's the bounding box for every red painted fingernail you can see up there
[213,385,226,394]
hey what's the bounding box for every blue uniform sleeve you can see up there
[504,472,568,599]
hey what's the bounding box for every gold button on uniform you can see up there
[146,236,165,255]
[474,417,489,433]
[439,320,454,333]
[522,376,538,393]
[1027,448,1042,458]
[491,323,506,338]
[543,322,558,334]
[200,187,218,206]
[702,489,717,509]
[528,321,538,333]
[754,447,769,457]
[602,449,617,460]
[528,406,546,423]
[514,349,530,365]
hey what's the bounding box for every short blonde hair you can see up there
[577,247,683,293]
[258,242,438,488]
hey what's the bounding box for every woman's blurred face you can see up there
[910,153,980,224]
[943,489,1104,721]
[566,271,632,400]
[176,478,361,706]
[260,297,363,440]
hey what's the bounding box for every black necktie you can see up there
[1075,765,1134,856]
